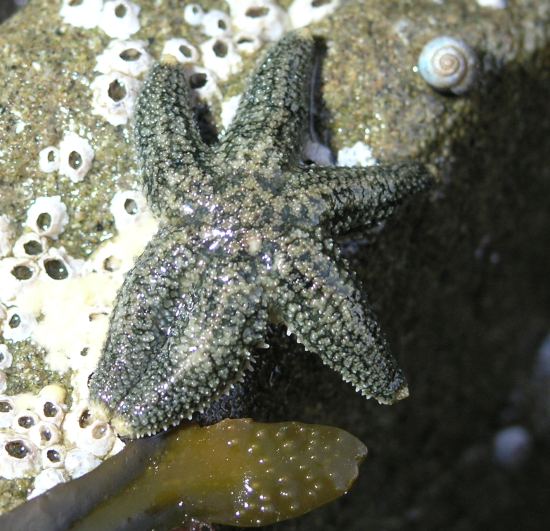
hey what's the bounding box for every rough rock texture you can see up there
[0,2,18,23]
[0,1,549,529]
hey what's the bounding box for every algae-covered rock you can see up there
[0,1,549,530]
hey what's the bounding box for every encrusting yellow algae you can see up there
[72,419,367,529]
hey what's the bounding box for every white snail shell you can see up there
[418,36,477,95]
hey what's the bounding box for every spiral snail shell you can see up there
[418,36,478,95]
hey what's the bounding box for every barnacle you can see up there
[98,0,141,40]
[90,72,142,126]
[0,434,41,480]
[95,39,153,77]
[289,0,341,29]
[2,306,37,342]
[183,4,205,27]
[25,196,68,240]
[28,468,68,499]
[162,38,200,65]
[38,146,60,173]
[199,37,243,81]
[227,0,290,42]
[201,9,232,38]
[58,133,95,183]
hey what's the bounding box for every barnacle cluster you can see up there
[0,383,120,492]
[91,39,152,126]
[83,0,345,126]
[0,193,156,489]
[60,0,141,37]
[38,133,94,183]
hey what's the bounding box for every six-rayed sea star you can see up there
[89,31,433,438]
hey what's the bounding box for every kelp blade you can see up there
[73,418,367,529]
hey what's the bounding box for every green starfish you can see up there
[89,31,432,438]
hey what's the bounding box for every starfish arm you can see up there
[291,163,432,234]
[106,261,267,438]
[214,31,315,169]
[134,61,213,219]
[89,226,203,414]
[275,237,408,404]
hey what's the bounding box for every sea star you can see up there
[89,31,432,438]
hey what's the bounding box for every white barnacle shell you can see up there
[2,306,37,342]
[337,141,377,167]
[0,344,12,370]
[63,402,103,447]
[477,0,507,8]
[418,35,478,95]
[0,434,41,479]
[0,396,16,428]
[183,3,205,26]
[59,132,95,182]
[99,0,141,39]
[64,448,102,479]
[12,233,48,259]
[38,146,60,173]
[109,189,148,232]
[39,384,67,405]
[0,215,15,258]
[199,37,242,81]
[80,420,116,457]
[0,372,6,394]
[60,0,103,29]
[109,436,126,457]
[90,240,126,275]
[12,409,40,434]
[25,196,69,239]
[28,421,62,448]
[0,257,40,301]
[91,72,142,126]
[288,0,341,29]
[162,38,200,65]
[95,39,153,77]
[39,247,85,282]
[233,33,263,55]
[201,9,232,37]
[227,0,290,42]
[28,468,68,499]
[36,392,67,426]
[184,64,221,102]
[41,444,66,469]
[63,401,112,457]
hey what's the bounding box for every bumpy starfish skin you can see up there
[89,31,432,438]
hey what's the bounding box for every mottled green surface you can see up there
[89,32,430,438]
[2,341,60,396]
[0,0,549,529]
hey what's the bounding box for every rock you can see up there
[0,1,549,529]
